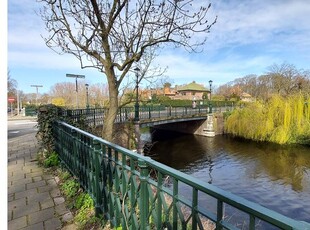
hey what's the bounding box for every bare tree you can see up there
[39,0,217,141]
[267,62,301,96]
[50,82,77,108]
[8,70,18,98]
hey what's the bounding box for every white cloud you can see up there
[207,0,310,49]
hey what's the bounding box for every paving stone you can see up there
[22,166,42,174]
[28,207,55,225]
[38,184,55,193]
[13,202,40,219]
[20,222,44,230]
[8,173,26,182]
[14,187,38,200]
[62,211,74,223]
[7,164,23,173]
[50,188,61,198]
[44,217,62,230]
[41,198,55,210]
[32,176,43,182]
[27,191,50,203]
[43,174,55,180]
[55,203,70,216]
[8,197,26,210]
[54,197,65,205]
[8,209,12,221]
[8,193,14,202]
[11,177,33,186]
[8,183,26,194]
[8,216,27,230]
[26,180,47,190]
[26,171,45,178]
[47,178,57,186]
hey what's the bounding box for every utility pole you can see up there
[30,85,43,106]
[66,74,85,109]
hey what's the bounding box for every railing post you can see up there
[216,200,223,230]
[192,188,198,230]
[148,107,151,119]
[125,108,128,120]
[71,129,78,176]
[92,139,103,217]
[172,178,178,230]
[138,159,149,229]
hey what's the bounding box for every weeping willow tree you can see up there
[225,94,310,145]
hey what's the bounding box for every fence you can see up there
[53,121,310,230]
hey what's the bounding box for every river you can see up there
[142,129,310,225]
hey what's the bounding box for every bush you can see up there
[225,93,310,145]
[43,151,59,167]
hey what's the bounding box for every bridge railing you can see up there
[60,105,236,127]
[53,120,310,230]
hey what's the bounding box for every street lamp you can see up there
[66,73,85,108]
[30,85,43,106]
[85,83,89,110]
[209,80,213,113]
[134,67,140,121]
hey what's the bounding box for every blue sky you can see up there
[6,0,310,94]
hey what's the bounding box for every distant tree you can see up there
[266,62,310,96]
[7,70,17,98]
[40,93,51,105]
[90,83,109,107]
[50,82,76,108]
[39,0,217,141]
[52,97,66,107]
[217,63,310,101]
[164,82,172,88]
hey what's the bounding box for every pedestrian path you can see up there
[8,123,75,229]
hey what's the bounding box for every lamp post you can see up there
[134,67,140,121]
[133,66,143,154]
[209,80,213,113]
[30,85,43,106]
[66,73,85,108]
[85,83,89,110]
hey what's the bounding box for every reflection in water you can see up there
[145,130,310,223]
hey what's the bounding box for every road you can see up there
[7,120,38,140]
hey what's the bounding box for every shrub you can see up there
[43,151,59,167]
[225,93,310,145]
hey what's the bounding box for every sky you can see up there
[6,0,310,95]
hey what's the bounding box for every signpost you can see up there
[8,97,15,116]
[66,74,85,108]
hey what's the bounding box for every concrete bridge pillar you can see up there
[203,114,215,137]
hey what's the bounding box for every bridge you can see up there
[62,105,231,137]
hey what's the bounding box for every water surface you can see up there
[144,131,310,223]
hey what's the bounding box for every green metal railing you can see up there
[59,104,236,128]
[53,121,310,230]
[25,107,37,116]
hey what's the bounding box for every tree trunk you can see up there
[102,69,119,142]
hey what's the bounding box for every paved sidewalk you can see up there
[8,119,75,229]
